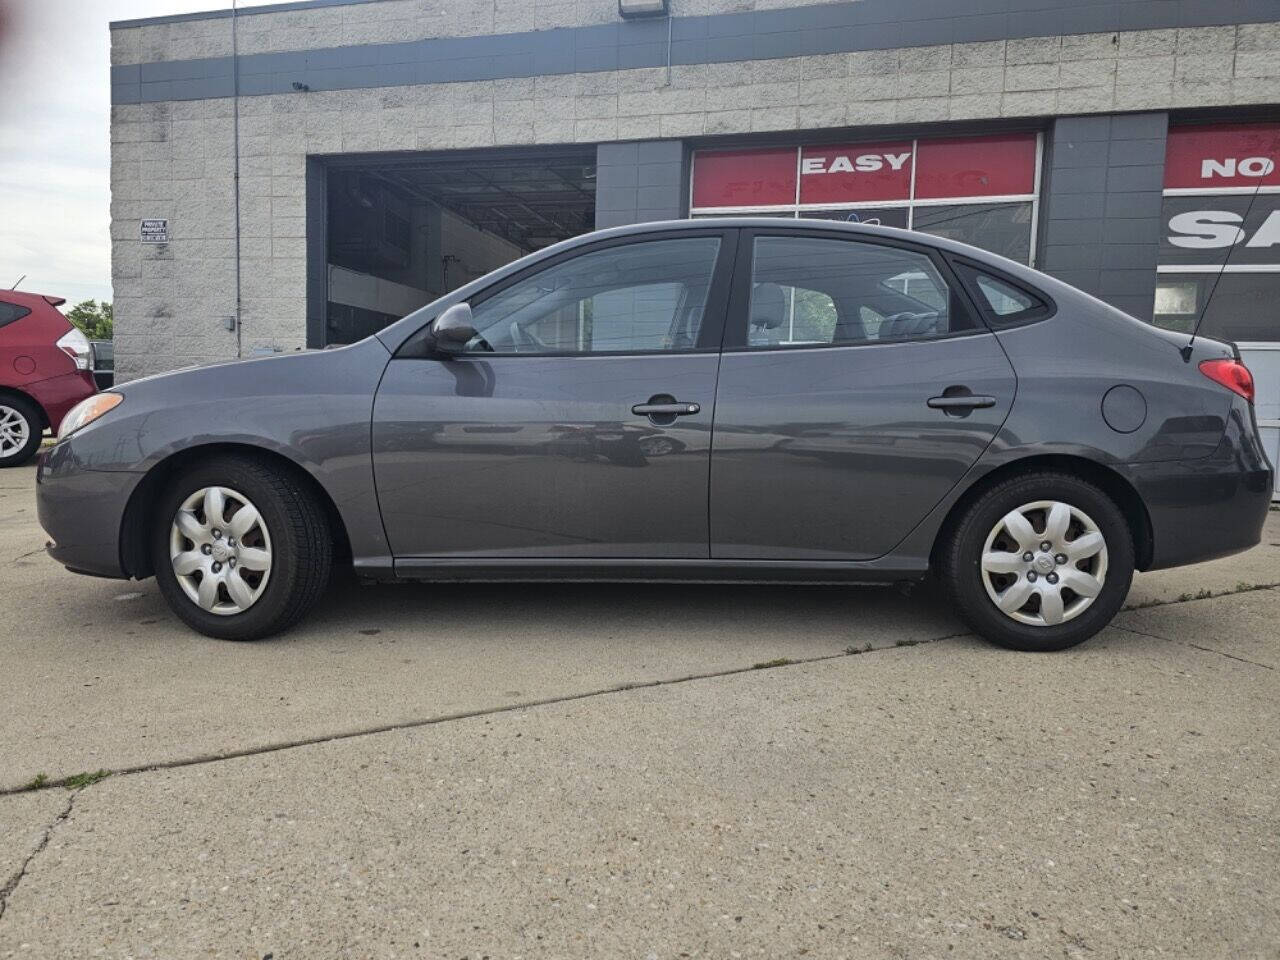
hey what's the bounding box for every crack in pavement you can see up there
[0,790,79,924]
[2,631,973,798]
[8,546,45,565]
[1121,582,1279,613]
[1,583,1272,797]
[1112,624,1275,671]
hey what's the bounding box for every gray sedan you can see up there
[36,219,1272,651]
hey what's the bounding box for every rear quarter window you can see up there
[0,301,32,330]
[953,261,1052,327]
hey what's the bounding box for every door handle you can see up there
[631,402,700,417]
[927,395,996,410]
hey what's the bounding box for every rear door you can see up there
[372,229,736,560]
[709,229,1016,560]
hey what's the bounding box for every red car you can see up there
[1,292,97,467]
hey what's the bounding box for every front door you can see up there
[710,230,1017,560]
[372,230,735,560]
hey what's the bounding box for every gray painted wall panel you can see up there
[1039,111,1168,321]
[595,140,686,229]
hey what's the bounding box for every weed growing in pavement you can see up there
[63,770,110,790]
[752,658,796,670]
[22,773,48,791]
[844,642,874,655]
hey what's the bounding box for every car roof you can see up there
[0,290,64,308]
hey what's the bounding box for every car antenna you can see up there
[9,274,23,290]
[1179,144,1275,363]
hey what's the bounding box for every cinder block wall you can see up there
[108,0,1280,380]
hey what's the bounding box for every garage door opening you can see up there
[321,147,597,346]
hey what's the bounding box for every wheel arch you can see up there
[119,441,352,579]
[0,386,49,429]
[933,454,1155,572]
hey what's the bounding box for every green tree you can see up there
[66,300,113,340]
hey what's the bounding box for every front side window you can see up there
[744,236,970,349]
[463,237,722,355]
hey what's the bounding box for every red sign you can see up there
[691,133,1038,209]
[690,148,796,208]
[1164,123,1280,190]
[914,134,1037,199]
[798,141,913,203]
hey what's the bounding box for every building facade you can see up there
[109,0,1280,470]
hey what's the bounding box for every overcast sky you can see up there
[0,0,218,305]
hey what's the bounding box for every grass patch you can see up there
[63,770,110,790]
[752,657,796,670]
[22,773,48,791]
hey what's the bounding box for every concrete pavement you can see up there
[2,461,1278,958]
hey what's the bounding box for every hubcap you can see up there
[0,405,31,458]
[980,500,1108,628]
[169,486,272,616]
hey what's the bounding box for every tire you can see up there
[939,471,1135,652]
[0,395,43,468]
[151,455,332,641]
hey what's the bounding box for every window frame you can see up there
[948,256,1056,329]
[0,301,32,331]
[721,227,988,353]
[395,228,740,360]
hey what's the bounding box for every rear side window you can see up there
[742,235,975,349]
[0,301,31,330]
[954,262,1051,325]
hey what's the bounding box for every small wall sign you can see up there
[140,218,169,243]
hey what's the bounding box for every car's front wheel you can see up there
[152,455,332,640]
[0,395,43,468]
[940,471,1135,652]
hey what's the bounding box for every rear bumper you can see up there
[1131,403,1273,571]
[26,370,97,432]
[36,443,141,579]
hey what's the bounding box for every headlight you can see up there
[58,393,124,441]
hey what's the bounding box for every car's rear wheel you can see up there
[940,471,1135,651]
[152,455,331,640]
[0,395,42,468]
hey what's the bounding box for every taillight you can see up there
[1199,357,1255,404]
[55,327,92,371]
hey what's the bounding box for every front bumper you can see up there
[1131,403,1273,571]
[37,443,143,579]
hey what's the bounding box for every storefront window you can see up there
[803,207,910,228]
[1156,123,1280,344]
[912,202,1033,263]
[1154,273,1279,342]
[688,132,1041,265]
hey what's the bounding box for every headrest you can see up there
[751,283,786,329]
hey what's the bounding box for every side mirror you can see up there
[430,302,478,355]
